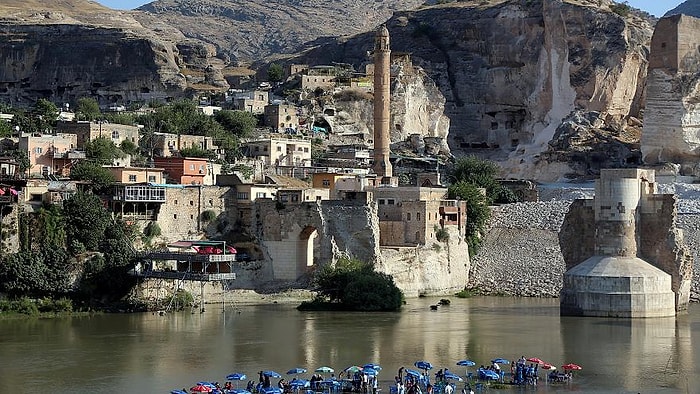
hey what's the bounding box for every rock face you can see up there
[134,0,426,65]
[293,0,654,182]
[0,0,225,106]
[641,14,700,175]
[666,0,700,17]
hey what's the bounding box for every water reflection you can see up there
[0,297,698,393]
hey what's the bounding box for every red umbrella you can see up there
[541,363,556,370]
[562,363,582,371]
[526,357,545,364]
[190,384,213,393]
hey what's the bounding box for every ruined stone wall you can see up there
[151,186,229,245]
[639,194,693,311]
[558,199,596,271]
[378,226,469,297]
[642,15,700,171]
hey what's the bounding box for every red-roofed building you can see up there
[153,157,210,185]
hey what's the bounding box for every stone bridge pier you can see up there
[559,169,692,318]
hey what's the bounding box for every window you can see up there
[209,199,213,206]
[379,199,385,205]
[174,214,178,219]
[111,130,120,139]
[128,175,137,182]
[174,199,178,204]
[148,175,156,183]
[237,192,249,200]
[304,147,309,152]
[407,212,411,221]
[34,147,43,154]
[277,146,282,152]
[388,199,395,205]
[255,146,260,152]
[256,192,266,198]
[322,179,330,187]
[190,200,194,206]
[190,215,194,219]
[417,213,421,221]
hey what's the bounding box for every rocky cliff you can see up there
[666,0,700,17]
[641,14,700,176]
[0,0,226,106]
[293,0,654,182]
[133,0,426,65]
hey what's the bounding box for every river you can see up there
[0,296,696,393]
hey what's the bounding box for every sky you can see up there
[96,0,686,16]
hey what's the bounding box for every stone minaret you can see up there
[373,25,393,184]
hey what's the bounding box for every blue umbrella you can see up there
[171,390,188,394]
[231,390,252,394]
[363,363,382,371]
[227,373,247,381]
[287,368,307,375]
[491,358,510,365]
[405,369,422,378]
[263,371,282,378]
[444,372,463,382]
[363,368,378,377]
[289,379,310,388]
[414,361,433,371]
[478,369,500,381]
[262,388,282,394]
[456,360,475,367]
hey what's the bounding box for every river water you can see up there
[0,296,697,394]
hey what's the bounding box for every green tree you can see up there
[267,63,285,82]
[180,146,215,159]
[11,150,30,175]
[0,120,12,137]
[69,161,116,189]
[120,139,139,156]
[448,180,490,256]
[62,190,113,252]
[214,110,257,138]
[305,257,403,311]
[75,98,101,121]
[85,137,125,165]
[33,99,59,132]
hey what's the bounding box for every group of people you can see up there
[510,357,539,386]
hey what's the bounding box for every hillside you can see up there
[666,0,700,17]
[0,0,225,106]
[133,0,426,65]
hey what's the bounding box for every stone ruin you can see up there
[559,169,692,317]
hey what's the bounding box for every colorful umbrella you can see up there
[456,360,475,367]
[287,368,307,375]
[363,363,382,371]
[491,358,510,365]
[541,363,556,370]
[344,366,363,374]
[405,368,422,378]
[315,366,334,374]
[190,384,213,393]
[227,373,247,381]
[562,363,582,371]
[526,357,545,364]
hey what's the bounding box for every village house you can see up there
[240,136,311,168]
[153,156,219,186]
[263,104,299,133]
[105,166,166,184]
[311,172,370,200]
[151,132,222,159]
[372,186,467,247]
[231,90,269,114]
[56,121,140,148]
[19,133,78,178]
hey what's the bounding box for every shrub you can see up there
[435,225,449,242]
[144,222,162,238]
[165,290,194,311]
[610,2,631,16]
[201,210,217,222]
